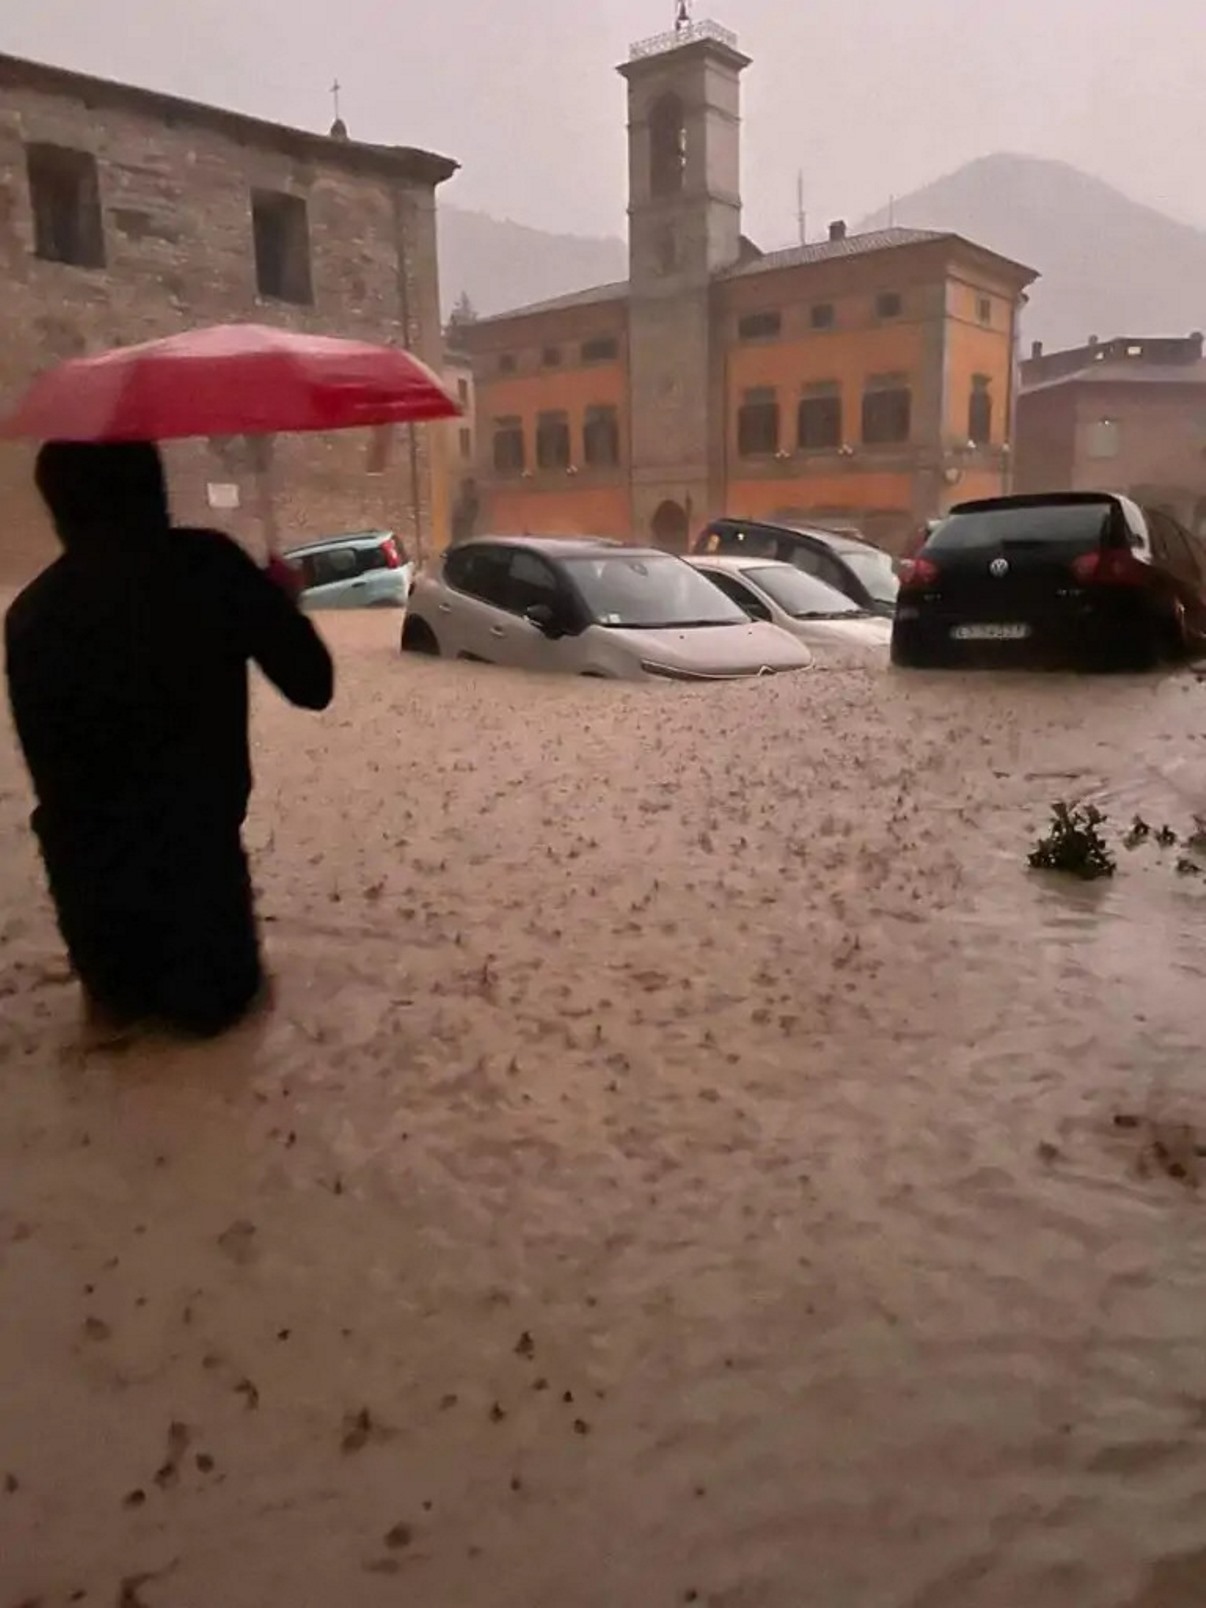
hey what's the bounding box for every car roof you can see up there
[285,530,392,556]
[689,554,793,573]
[707,516,875,556]
[450,534,636,558]
[947,492,1127,515]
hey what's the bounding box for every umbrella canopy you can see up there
[0,323,461,442]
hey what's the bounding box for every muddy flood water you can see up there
[3,610,1206,1608]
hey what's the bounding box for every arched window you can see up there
[649,93,687,197]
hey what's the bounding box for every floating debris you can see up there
[1028,802,1115,880]
[1123,815,1151,849]
[216,1220,257,1266]
[340,1406,392,1454]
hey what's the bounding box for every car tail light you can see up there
[899,556,939,589]
[380,535,401,569]
[1071,548,1143,586]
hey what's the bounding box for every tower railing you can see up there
[628,18,739,60]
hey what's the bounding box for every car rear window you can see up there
[700,525,782,559]
[928,502,1115,552]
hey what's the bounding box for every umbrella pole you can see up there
[251,435,280,558]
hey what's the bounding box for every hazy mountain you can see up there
[438,156,1206,352]
[858,153,1206,349]
[438,206,625,321]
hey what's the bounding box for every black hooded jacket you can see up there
[5,442,334,840]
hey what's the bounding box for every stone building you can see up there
[442,326,479,543]
[457,18,1037,554]
[1016,332,1206,534]
[0,50,456,582]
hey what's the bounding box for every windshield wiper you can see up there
[652,618,741,629]
[793,610,863,621]
[600,619,735,630]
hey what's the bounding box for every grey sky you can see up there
[5,0,1205,246]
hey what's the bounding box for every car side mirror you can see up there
[525,602,558,635]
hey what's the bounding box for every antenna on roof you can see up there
[329,78,348,139]
[887,194,895,227]
[796,171,806,245]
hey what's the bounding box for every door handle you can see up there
[437,602,453,614]
[489,626,506,638]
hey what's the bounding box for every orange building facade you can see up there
[458,20,1037,554]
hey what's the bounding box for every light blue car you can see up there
[284,531,414,610]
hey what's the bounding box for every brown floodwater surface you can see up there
[2,610,1206,1607]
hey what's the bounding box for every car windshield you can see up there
[742,565,863,618]
[928,503,1113,551]
[838,548,900,604]
[565,552,748,629]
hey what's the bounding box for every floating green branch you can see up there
[1028,802,1117,881]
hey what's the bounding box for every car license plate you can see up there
[951,623,1031,641]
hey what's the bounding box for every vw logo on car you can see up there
[989,557,1010,578]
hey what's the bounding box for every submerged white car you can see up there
[689,555,892,662]
[400,537,812,680]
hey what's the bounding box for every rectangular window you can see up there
[459,427,472,460]
[737,310,782,341]
[875,291,903,320]
[541,345,562,368]
[498,353,517,375]
[968,375,992,444]
[536,410,571,469]
[581,336,619,363]
[492,417,525,474]
[797,384,842,451]
[583,404,620,467]
[26,143,105,269]
[977,296,992,326]
[1085,419,1119,460]
[252,190,312,305]
[810,302,835,331]
[862,376,912,445]
[737,388,780,456]
[457,378,470,405]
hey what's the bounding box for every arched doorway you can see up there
[651,499,689,552]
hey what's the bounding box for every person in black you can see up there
[4,440,334,1040]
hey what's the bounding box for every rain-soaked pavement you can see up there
[2,611,1206,1608]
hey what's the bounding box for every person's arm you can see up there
[245,554,334,710]
[197,533,334,711]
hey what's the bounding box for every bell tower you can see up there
[619,14,749,547]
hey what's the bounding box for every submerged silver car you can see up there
[400,536,812,680]
[689,556,891,663]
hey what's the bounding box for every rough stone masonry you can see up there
[0,51,457,583]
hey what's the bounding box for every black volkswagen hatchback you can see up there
[891,492,1206,669]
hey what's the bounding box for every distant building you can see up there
[456,18,1037,553]
[442,333,478,543]
[1017,332,1206,534]
[0,51,456,578]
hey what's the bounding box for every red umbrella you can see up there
[0,322,459,442]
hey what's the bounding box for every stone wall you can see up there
[0,60,452,583]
